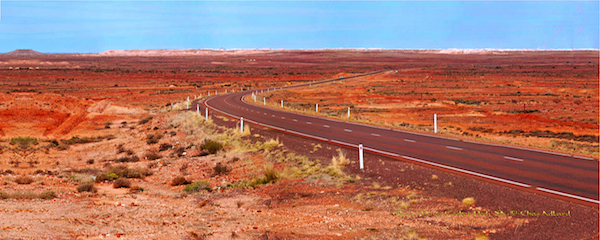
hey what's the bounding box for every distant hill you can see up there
[2,49,46,57]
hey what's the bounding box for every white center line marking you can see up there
[323,125,330,128]
[404,139,416,143]
[344,129,352,132]
[446,146,463,151]
[306,122,312,124]
[371,133,380,137]
[504,156,524,162]
[281,117,285,119]
[293,119,298,122]
[264,113,267,115]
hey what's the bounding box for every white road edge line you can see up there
[287,130,329,142]
[536,187,600,204]
[344,129,352,132]
[364,146,400,157]
[306,122,312,124]
[402,156,531,188]
[404,139,416,143]
[293,119,298,122]
[323,125,330,128]
[371,133,380,137]
[446,146,463,151]
[504,156,524,162]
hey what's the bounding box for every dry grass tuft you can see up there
[462,197,476,207]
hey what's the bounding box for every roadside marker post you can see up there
[205,108,209,121]
[348,107,350,118]
[263,97,266,105]
[196,104,199,114]
[359,144,364,169]
[225,89,227,93]
[240,117,244,133]
[316,104,318,112]
[194,95,196,99]
[215,90,217,95]
[187,96,189,109]
[281,100,283,108]
[208,91,210,96]
[434,114,437,133]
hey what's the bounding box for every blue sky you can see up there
[0,1,598,53]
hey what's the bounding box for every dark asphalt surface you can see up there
[197,71,599,206]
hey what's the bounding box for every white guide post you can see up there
[434,114,437,133]
[194,95,196,99]
[240,117,244,133]
[186,96,189,109]
[316,104,318,112]
[261,90,263,93]
[359,144,364,169]
[208,91,211,96]
[196,104,199,114]
[225,89,227,93]
[263,97,266,105]
[281,100,283,108]
[215,90,217,95]
[205,108,209,121]
[200,94,202,98]
[348,107,350,118]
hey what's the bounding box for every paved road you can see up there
[200,71,599,206]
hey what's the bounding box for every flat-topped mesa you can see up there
[2,49,46,57]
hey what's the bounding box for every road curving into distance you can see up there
[200,70,599,207]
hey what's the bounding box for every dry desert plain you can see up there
[0,49,598,239]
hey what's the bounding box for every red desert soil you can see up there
[0,49,597,239]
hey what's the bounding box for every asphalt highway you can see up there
[200,71,599,206]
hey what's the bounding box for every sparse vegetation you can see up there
[15,176,34,185]
[462,197,476,207]
[146,133,163,144]
[77,184,98,193]
[183,181,211,193]
[171,176,190,186]
[213,162,230,176]
[200,139,223,154]
[113,178,131,188]
[10,137,38,149]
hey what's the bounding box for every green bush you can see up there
[200,140,223,154]
[183,181,211,193]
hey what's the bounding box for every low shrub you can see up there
[10,137,38,149]
[129,186,144,193]
[172,147,186,157]
[15,176,34,185]
[146,133,163,145]
[144,151,161,160]
[200,140,223,154]
[0,191,9,199]
[171,176,190,186]
[183,181,211,193]
[113,178,131,188]
[39,190,57,200]
[213,163,230,176]
[139,116,153,125]
[159,143,172,151]
[77,184,97,193]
